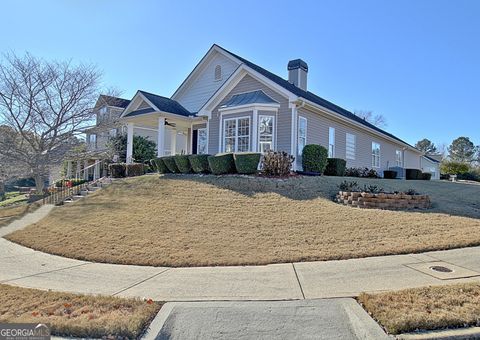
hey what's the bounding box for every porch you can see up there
[123,111,206,163]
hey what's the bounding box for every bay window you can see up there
[223,117,250,152]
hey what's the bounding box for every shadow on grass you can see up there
[161,173,480,220]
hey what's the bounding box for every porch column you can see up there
[188,124,193,154]
[93,160,100,180]
[126,122,134,164]
[157,117,165,157]
[66,160,72,178]
[83,160,89,180]
[76,161,81,179]
[252,109,258,152]
[170,128,177,155]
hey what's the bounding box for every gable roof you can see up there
[214,44,417,150]
[423,155,441,163]
[221,90,279,109]
[95,95,130,109]
[123,90,192,118]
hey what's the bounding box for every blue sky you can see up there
[1,0,479,148]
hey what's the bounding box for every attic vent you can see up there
[214,65,222,81]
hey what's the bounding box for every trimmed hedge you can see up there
[109,163,126,178]
[324,158,346,176]
[422,173,432,180]
[302,144,328,174]
[126,163,144,177]
[162,156,179,173]
[406,168,422,180]
[189,154,211,173]
[234,153,261,174]
[174,155,192,173]
[55,178,87,187]
[383,170,397,179]
[152,158,170,174]
[207,153,236,175]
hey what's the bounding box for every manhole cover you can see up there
[430,265,453,273]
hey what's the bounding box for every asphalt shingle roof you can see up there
[215,44,417,149]
[98,95,131,109]
[123,107,155,118]
[138,90,191,117]
[221,90,279,108]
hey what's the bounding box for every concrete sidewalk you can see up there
[1,204,480,301]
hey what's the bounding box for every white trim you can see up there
[126,122,134,164]
[252,109,258,152]
[134,126,158,132]
[221,115,251,153]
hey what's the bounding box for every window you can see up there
[346,133,356,160]
[223,117,250,152]
[89,134,97,148]
[372,142,380,168]
[214,65,222,81]
[395,150,403,167]
[109,128,117,137]
[328,127,335,157]
[258,115,274,153]
[197,128,208,154]
[297,116,307,156]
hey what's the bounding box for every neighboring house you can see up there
[113,44,438,177]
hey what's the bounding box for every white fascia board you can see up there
[218,103,280,114]
[120,91,141,118]
[299,98,421,154]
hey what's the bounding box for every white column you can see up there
[83,160,89,180]
[66,161,72,178]
[93,161,100,180]
[76,161,81,179]
[170,128,177,155]
[188,124,193,154]
[157,117,165,157]
[252,109,258,152]
[126,122,134,164]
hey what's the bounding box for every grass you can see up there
[5,174,480,267]
[358,283,480,334]
[0,192,28,207]
[0,284,161,339]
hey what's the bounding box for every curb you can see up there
[397,326,480,340]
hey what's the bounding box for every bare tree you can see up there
[0,53,101,192]
[354,110,387,128]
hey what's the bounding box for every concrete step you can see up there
[72,195,84,201]
[80,190,89,196]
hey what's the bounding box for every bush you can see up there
[207,153,236,175]
[109,163,126,178]
[302,144,328,174]
[55,179,87,187]
[126,163,144,177]
[345,167,362,177]
[162,156,179,173]
[383,170,397,179]
[457,172,480,182]
[422,172,432,180]
[440,161,470,175]
[406,168,423,180]
[338,180,359,192]
[189,155,211,173]
[344,167,379,178]
[174,155,192,173]
[324,158,346,176]
[261,150,295,177]
[151,158,170,174]
[234,153,261,174]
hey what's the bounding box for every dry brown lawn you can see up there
[358,283,480,334]
[0,284,161,338]
[0,202,41,228]
[5,175,480,267]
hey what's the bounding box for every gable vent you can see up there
[214,65,222,81]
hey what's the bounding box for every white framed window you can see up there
[89,134,97,147]
[223,117,250,152]
[328,127,335,157]
[197,128,208,154]
[395,150,403,167]
[214,65,222,81]
[372,142,381,168]
[346,133,356,160]
[109,128,117,137]
[258,115,274,153]
[297,116,307,156]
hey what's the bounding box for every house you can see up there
[101,44,441,178]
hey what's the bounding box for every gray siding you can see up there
[208,74,291,154]
[174,51,240,112]
[297,107,422,173]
